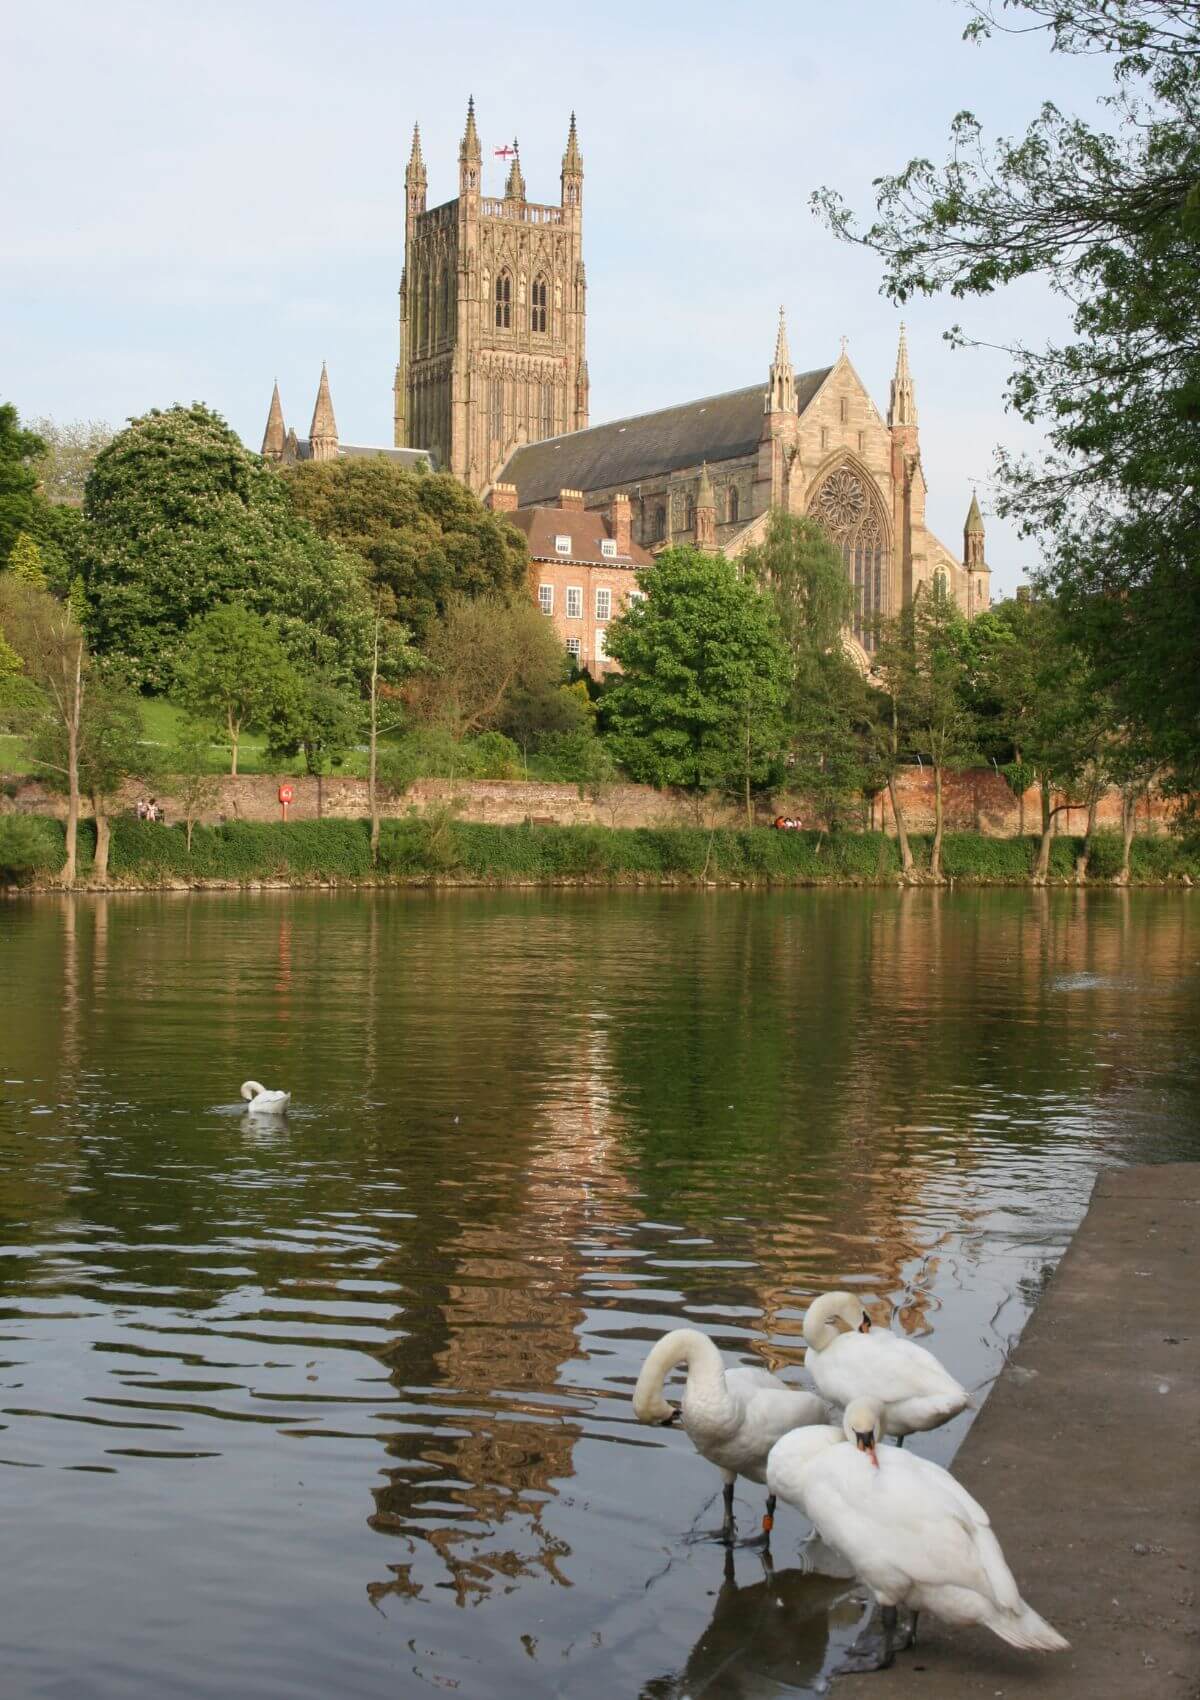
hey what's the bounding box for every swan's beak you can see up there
[855,1431,879,1468]
[858,1316,871,1333]
[659,1407,681,1427]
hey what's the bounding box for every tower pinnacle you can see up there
[504,138,525,201]
[459,95,481,165]
[261,380,285,461]
[695,462,717,551]
[309,362,339,462]
[561,111,583,209]
[406,122,425,181]
[765,305,796,414]
[888,322,917,428]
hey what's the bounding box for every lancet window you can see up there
[494,271,512,329]
[531,276,548,334]
[811,464,889,651]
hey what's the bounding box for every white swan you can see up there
[240,1080,291,1114]
[766,1397,1068,1670]
[803,1291,969,1441]
[632,1327,829,1542]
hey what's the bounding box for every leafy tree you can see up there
[815,0,1200,781]
[0,404,45,564]
[83,405,372,688]
[0,574,87,882]
[29,417,114,507]
[743,512,871,830]
[415,593,571,742]
[169,721,222,854]
[282,459,528,644]
[602,549,791,820]
[32,666,148,880]
[173,602,297,776]
[0,815,55,882]
[361,599,420,863]
[876,582,977,879]
[7,531,47,589]
[265,667,360,789]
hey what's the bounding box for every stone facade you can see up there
[394,102,588,489]
[261,364,430,473]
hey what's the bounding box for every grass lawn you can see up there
[2,697,393,781]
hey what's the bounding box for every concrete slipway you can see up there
[834,1163,1198,1700]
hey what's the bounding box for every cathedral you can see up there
[265,98,989,658]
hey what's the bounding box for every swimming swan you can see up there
[803,1291,969,1441]
[766,1398,1068,1670]
[633,1327,828,1542]
[240,1081,291,1114]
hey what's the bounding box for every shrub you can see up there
[0,814,64,880]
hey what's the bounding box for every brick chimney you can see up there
[488,482,519,513]
[611,491,631,557]
[558,488,585,510]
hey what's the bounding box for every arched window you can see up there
[811,464,889,652]
[419,271,431,351]
[727,485,739,524]
[685,496,696,531]
[494,271,512,329]
[438,268,450,341]
[539,382,554,439]
[839,396,848,424]
[531,275,548,333]
[933,567,949,601]
[653,505,666,541]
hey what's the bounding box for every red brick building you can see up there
[488,485,654,677]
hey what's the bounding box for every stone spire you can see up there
[459,95,481,166]
[561,111,583,209]
[504,138,525,202]
[695,462,718,551]
[888,322,917,427]
[406,122,427,217]
[765,306,796,414]
[964,489,986,566]
[261,380,285,461]
[308,362,339,462]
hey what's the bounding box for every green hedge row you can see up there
[3,816,1199,885]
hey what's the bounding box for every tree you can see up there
[363,602,419,864]
[29,417,114,508]
[0,404,45,564]
[876,582,977,879]
[7,532,47,589]
[265,669,360,781]
[282,459,529,644]
[169,722,221,854]
[0,575,87,881]
[602,549,791,819]
[815,0,1200,782]
[32,667,148,880]
[742,512,871,831]
[174,603,297,776]
[416,593,572,741]
[83,405,372,688]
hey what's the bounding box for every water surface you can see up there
[1,888,1196,1698]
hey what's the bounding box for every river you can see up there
[0,888,1196,1698]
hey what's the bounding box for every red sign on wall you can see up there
[278,784,294,805]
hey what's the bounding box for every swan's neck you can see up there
[633,1329,729,1423]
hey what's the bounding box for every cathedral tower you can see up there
[394,100,589,491]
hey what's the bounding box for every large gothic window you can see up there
[727,485,739,524]
[539,382,554,439]
[494,271,512,329]
[531,275,548,333]
[811,465,889,651]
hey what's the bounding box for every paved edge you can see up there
[832,1162,1200,1699]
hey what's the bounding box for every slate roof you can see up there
[504,505,654,570]
[500,368,831,505]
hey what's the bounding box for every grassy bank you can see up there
[2,816,1198,888]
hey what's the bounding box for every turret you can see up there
[561,111,583,213]
[308,362,339,462]
[504,138,525,202]
[765,305,796,415]
[459,94,481,194]
[261,380,285,461]
[964,489,990,614]
[888,322,917,430]
[695,463,717,551]
[405,122,427,223]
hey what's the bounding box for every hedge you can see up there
[2,815,1198,886]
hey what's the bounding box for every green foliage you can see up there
[107,818,374,879]
[28,417,114,508]
[384,726,525,787]
[603,549,791,800]
[416,593,573,740]
[31,666,149,807]
[815,0,1200,781]
[174,603,298,775]
[7,531,46,589]
[281,459,528,644]
[526,725,618,785]
[0,404,45,564]
[264,669,360,775]
[0,814,64,880]
[83,404,372,687]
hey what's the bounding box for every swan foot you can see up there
[762,1492,776,1535]
[837,1606,898,1674]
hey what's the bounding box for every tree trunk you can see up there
[1118,791,1138,884]
[1075,792,1099,883]
[228,711,239,778]
[744,771,752,829]
[317,772,324,820]
[931,764,945,880]
[62,645,83,886]
[92,807,111,882]
[186,815,195,855]
[886,773,914,875]
[368,621,381,866]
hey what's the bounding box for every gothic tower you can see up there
[887,323,925,609]
[394,100,589,492]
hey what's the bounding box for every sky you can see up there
[2,0,1117,596]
